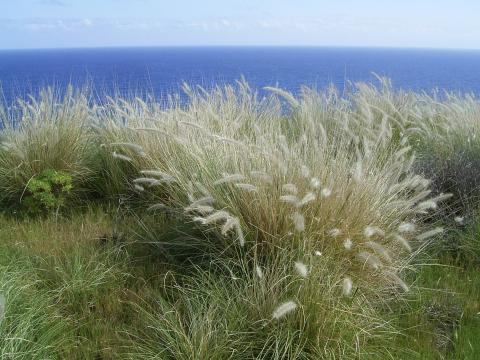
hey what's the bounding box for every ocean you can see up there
[1,46,480,103]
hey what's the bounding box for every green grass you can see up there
[0,79,480,358]
[0,208,478,359]
[393,258,480,359]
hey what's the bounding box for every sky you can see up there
[1,0,479,50]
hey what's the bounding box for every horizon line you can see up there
[1,44,480,52]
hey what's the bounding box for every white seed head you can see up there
[255,265,264,279]
[342,277,353,296]
[235,223,245,247]
[353,161,363,183]
[291,212,305,232]
[204,211,231,225]
[299,192,316,207]
[321,188,332,198]
[357,251,382,270]
[280,195,300,206]
[272,300,297,320]
[454,216,464,225]
[221,217,240,236]
[140,170,176,183]
[111,142,144,154]
[134,184,144,192]
[364,226,385,238]
[328,228,342,237]
[301,165,310,178]
[343,238,353,250]
[416,227,443,241]
[417,200,437,211]
[392,233,412,252]
[184,204,215,215]
[364,241,391,263]
[189,196,215,207]
[398,222,416,233]
[294,261,309,277]
[112,151,133,162]
[314,250,322,256]
[214,173,245,185]
[310,177,321,189]
[192,216,207,225]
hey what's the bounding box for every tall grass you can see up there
[0,87,94,207]
[2,78,480,358]
[93,80,449,357]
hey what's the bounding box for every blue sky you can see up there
[1,0,479,49]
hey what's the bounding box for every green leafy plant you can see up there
[23,170,73,215]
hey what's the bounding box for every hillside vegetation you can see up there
[0,78,478,359]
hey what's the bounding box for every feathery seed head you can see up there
[291,212,305,232]
[221,216,240,236]
[357,251,382,270]
[235,183,259,192]
[184,204,215,215]
[342,277,353,296]
[321,188,332,198]
[392,233,412,252]
[364,226,385,238]
[364,241,391,263]
[134,184,144,192]
[310,177,321,189]
[344,238,353,250]
[192,216,207,225]
[214,173,245,186]
[112,151,133,162]
[280,195,300,206]
[111,142,144,154]
[204,211,231,225]
[398,222,416,233]
[235,223,245,247]
[301,165,310,178]
[299,192,316,207]
[272,300,298,320]
[416,227,443,241]
[255,265,264,279]
[328,228,342,237]
[294,261,309,277]
[417,200,437,211]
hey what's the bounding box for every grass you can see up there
[0,78,479,358]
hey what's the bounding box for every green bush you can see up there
[23,170,73,215]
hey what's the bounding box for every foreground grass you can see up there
[0,209,478,359]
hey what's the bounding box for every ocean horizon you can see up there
[1,46,480,103]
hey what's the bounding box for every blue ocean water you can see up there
[1,46,480,104]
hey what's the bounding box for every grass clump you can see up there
[0,87,94,211]
[0,79,480,358]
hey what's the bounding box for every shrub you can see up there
[22,169,73,215]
